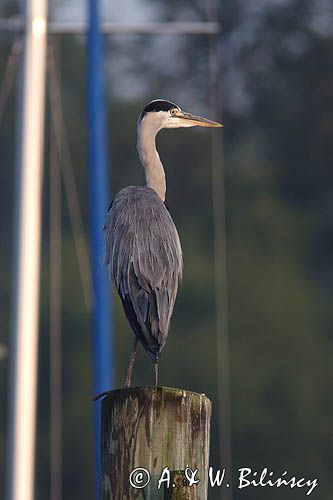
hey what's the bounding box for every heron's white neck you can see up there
[137,117,166,201]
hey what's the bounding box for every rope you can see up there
[47,40,94,500]
[48,45,92,311]
[0,41,22,126]
[205,1,233,498]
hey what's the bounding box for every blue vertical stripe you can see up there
[87,1,114,498]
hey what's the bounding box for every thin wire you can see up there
[48,45,92,311]
[205,1,233,498]
[0,41,22,126]
[49,46,63,500]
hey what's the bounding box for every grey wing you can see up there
[104,189,182,361]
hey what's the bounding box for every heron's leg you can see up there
[154,363,159,387]
[124,337,138,388]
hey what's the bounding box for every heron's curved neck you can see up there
[137,121,166,201]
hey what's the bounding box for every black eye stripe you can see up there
[140,100,180,119]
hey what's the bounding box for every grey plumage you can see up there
[104,186,182,362]
[103,99,221,386]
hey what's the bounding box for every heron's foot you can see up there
[93,391,110,402]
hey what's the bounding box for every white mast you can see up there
[7,1,47,499]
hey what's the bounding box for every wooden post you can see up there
[101,387,212,499]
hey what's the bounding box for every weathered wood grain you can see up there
[101,387,211,499]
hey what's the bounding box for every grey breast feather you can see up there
[104,186,183,357]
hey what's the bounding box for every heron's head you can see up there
[138,99,223,134]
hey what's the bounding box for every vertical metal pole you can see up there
[209,40,233,498]
[6,1,47,500]
[49,46,63,500]
[205,1,232,499]
[87,1,114,498]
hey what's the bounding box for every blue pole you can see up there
[87,1,114,498]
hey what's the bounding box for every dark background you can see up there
[1,0,332,499]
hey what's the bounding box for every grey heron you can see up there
[104,99,222,387]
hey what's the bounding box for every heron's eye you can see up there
[170,109,177,116]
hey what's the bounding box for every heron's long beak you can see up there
[178,111,223,128]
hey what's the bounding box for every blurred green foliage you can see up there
[1,1,333,499]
